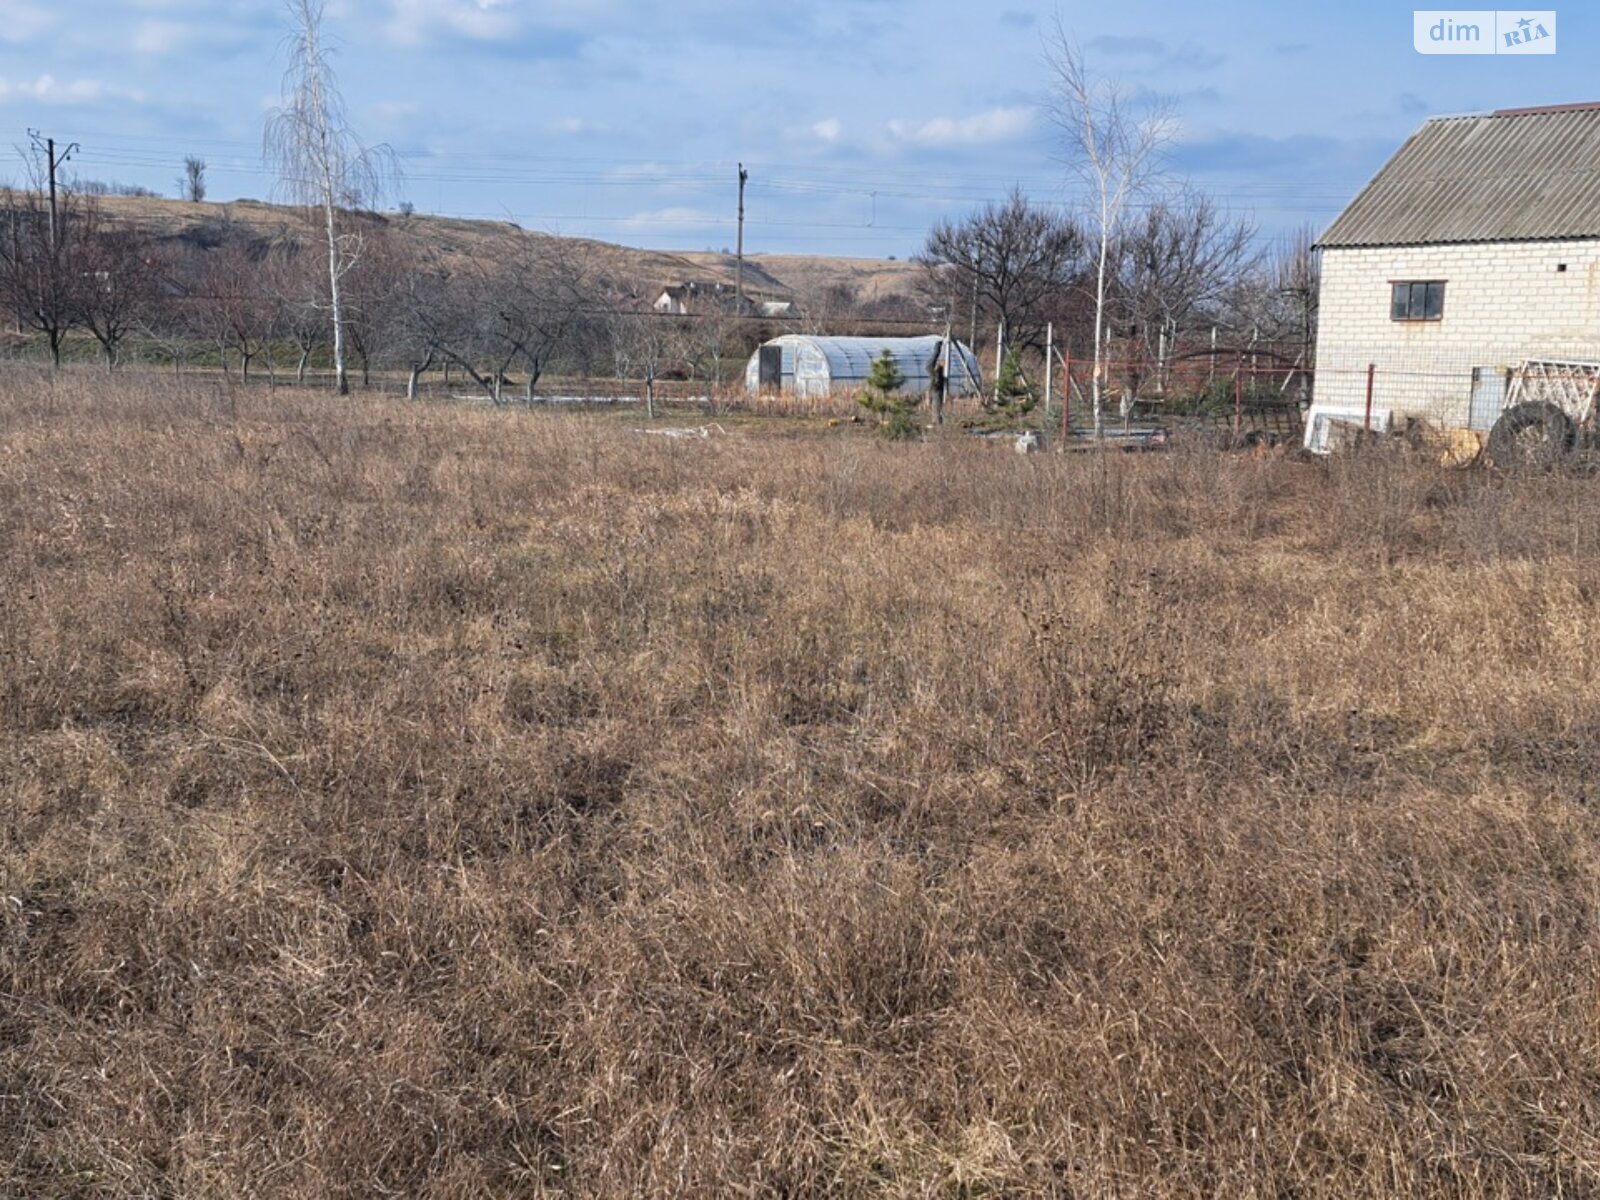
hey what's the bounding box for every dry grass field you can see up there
[4,372,1600,1197]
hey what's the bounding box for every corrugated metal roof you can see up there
[1318,104,1600,248]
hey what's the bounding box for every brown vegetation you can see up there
[3,372,1600,1196]
[89,195,915,312]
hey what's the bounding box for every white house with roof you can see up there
[1310,103,1600,452]
[652,281,799,320]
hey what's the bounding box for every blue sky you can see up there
[0,0,1591,257]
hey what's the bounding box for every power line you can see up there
[36,133,1364,204]
[6,133,1345,257]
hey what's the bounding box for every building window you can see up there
[1391,281,1445,321]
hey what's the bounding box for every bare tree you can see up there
[408,235,591,404]
[75,207,166,370]
[387,262,451,400]
[262,243,324,382]
[1217,226,1320,362]
[498,236,588,401]
[1046,31,1172,435]
[799,280,862,336]
[687,305,746,410]
[919,187,1087,355]
[1116,191,1258,394]
[190,240,280,380]
[609,306,687,420]
[182,157,206,203]
[340,217,402,389]
[1273,224,1320,367]
[0,184,81,369]
[430,272,524,404]
[264,0,390,396]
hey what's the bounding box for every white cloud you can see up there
[0,1,54,44]
[387,0,519,45]
[811,117,841,143]
[0,75,142,104]
[886,106,1033,148]
[621,205,717,231]
[546,116,600,135]
[1145,113,1185,144]
[132,19,190,55]
[369,99,422,123]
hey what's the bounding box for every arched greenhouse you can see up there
[744,335,984,400]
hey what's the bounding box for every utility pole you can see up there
[938,317,951,426]
[8,201,21,333]
[968,256,979,353]
[735,163,748,315]
[29,131,78,252]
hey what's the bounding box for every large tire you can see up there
[1486,401,1576,469]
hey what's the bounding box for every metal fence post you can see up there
[1364,363,1376,432]
[1059,349,1072,449]
[1234,369,1243,442]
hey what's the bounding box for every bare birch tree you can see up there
[1045,28,1171,436]
[263,0,389,396]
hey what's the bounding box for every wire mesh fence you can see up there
[730,342,1316,438]
[1309,346,1600,458]
[1049,347,1310,445]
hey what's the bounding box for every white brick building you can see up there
[1311,103,1600,449]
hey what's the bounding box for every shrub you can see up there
[984,346,1038,425]
[858,348,919,440]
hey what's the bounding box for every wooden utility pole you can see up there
[8,201,21,333]
[735,163,748,314]
[937,319,951,426]
[29,131,77,252]
[968,258,979,353]
[47,138,57,250]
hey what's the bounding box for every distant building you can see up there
[652,285,697,315]
[745,334,983,399]
[652,280,799,320]
[1311,102,1600,450]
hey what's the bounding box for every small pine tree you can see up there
[986,347,1037,424]
[858,349,919,440]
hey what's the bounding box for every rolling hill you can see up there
[90,194,927,311]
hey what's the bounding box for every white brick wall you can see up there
[1314,240,1600,428]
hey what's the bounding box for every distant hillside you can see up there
[678,250,927,309]
[92,195,926,311]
